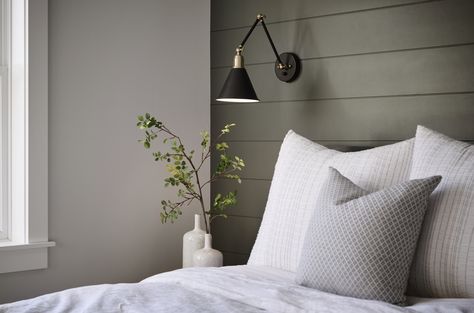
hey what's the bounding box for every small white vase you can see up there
[182,214,205,268]
[192,234,223,267]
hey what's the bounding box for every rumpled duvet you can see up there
[1,266,473,313]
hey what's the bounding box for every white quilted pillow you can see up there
[247,131,338,271]
[328,139,414,192]
[248,130,414,272]
[408,126,474,298]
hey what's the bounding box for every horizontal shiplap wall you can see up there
[211,0,474,265]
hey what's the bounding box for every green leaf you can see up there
[216,142,229,151]
[220,123,236,135]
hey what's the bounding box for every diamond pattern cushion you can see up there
[248,131,414,272]
[408,126,474,298]
[296,168,441,304]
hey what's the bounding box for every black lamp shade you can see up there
[216,68,259,103]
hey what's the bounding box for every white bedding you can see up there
[1,265,473,313]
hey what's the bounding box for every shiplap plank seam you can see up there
[224,214,264,219]
[220,250,251,256]
[211,91,474,106]
[211,42,474,70]
[222,140,474,143]
[237,178,272,182]
[211,0,442,32]
[212,95,474,141]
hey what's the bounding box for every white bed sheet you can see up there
[0,265,472,313]
[213,266,474,313]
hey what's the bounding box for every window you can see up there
[0,0,54,274]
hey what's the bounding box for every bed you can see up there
[1,126,473,312]
[1,266,473,313]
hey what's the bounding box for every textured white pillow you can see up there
[408,126,474,298]
[248,130,414,272]
[247,131,338,271]
[328,139,414,192]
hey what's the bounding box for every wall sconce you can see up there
[216,14,301,103]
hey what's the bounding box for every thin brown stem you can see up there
[196,149,211,173]
[186,155,209,233]
[201,168,239,189]
[209,214,226,224]
[160,125,210,233]
[165,197,194,217]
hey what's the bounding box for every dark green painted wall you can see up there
[211,0,474,265]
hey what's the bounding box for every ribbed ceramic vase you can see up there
[192,234,223,267]
[182,214,205,268]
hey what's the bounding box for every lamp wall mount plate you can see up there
[275,53,300,82]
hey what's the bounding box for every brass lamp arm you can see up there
[238,14,286,68]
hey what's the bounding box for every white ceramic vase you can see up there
[182,214,205,268]
[192,234,223,267]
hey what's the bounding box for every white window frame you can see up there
[0,66,7,240]
[0,0,54,274]
[0,0,10,241]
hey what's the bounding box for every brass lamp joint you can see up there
[233,46,244,68]
[256,14,266,21]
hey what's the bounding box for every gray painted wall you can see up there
[210,0,474,265]
[0,0,209,303]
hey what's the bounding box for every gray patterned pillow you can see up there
[295,168,441,304]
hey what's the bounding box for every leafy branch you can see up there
[137,113,244,233]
